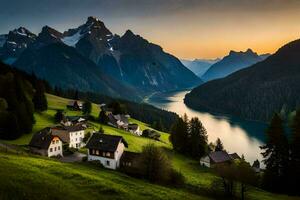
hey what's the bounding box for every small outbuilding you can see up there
[200,151,234,168]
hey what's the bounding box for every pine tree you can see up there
[82,100,92,115]
[215,138,224,151]
[98,110,109,124]
[32,80,48,111]
[290,109,300,194]
[14,75,35,133]
[170,117,189,153]
[74,90,79,100]
[188,117,208,158]
[261,113,289,192]
[54,110,64,123]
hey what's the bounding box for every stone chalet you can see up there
[200,151,240,168]
[86,132,128,170]
[29,128,63,157]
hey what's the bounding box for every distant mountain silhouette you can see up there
[181,58,220,77]
[185,39,300,121]
[0,17,201,100]
[201,49,270,81]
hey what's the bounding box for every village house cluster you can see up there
[28,101,142,170]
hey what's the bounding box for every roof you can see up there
[52,124,85,132]
[229,153,241,160]
[121,151,141,162]
[114,114,129,124]
[67,100,83,106]
[86,132,128,152]
[51,129,70,143]
[29,128,61,149]
[108,113,118,126]
[128,123,139,131]
[208,151,232,163]
[65,116,87,122]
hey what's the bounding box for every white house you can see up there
[51,125,85,148]
[29,128,63,157]
[86,132,128,170]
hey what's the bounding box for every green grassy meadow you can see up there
[0,94,299,200]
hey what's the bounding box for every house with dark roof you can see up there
[229,153,241,160]
[29,128,63,157]
[51,124,86,148]
[86,132,128,170]
[107,113,129,129]
[66,100,83,111]
[128,123,142,136]
[200,151,238,167]
[61,116,87,127]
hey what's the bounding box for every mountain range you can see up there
[181,58,220,77]
[0,17,201,101]
[184,39,300,121]
[201,49,270,82]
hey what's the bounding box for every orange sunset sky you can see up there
[1,0,300,59]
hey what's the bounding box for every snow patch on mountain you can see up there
[62,31,83,47]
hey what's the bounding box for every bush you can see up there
[138,144,171,183]
[142,129,161,140]
[82,156,88,162]
[168,169,185,187]
[63,145,77,155]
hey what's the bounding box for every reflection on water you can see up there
[147,90,267,165]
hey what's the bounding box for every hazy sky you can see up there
[1,0,300,59]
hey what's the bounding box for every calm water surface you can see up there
[147,90,268,165]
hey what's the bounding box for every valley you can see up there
[147,90,267,165]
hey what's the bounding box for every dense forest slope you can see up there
[185,39,300,121]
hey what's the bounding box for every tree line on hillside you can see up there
[52,88,179,132]
[260,110,300,195]
[0,61,48,140]
[170,114,208,158]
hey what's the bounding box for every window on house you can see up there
[58,146,60,150]
[54,147,57,151]
[76,138,77,141]
[50,148,53,152]
[52,141,55,144]
[106,160,110,166]
[92,149,95,154]
[56,140,59,144]
[106,152,110,157]
[96,150,99,155]
[102,152,105,156]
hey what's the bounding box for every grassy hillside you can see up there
[0,152,212,200]
[0,94,299,200]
